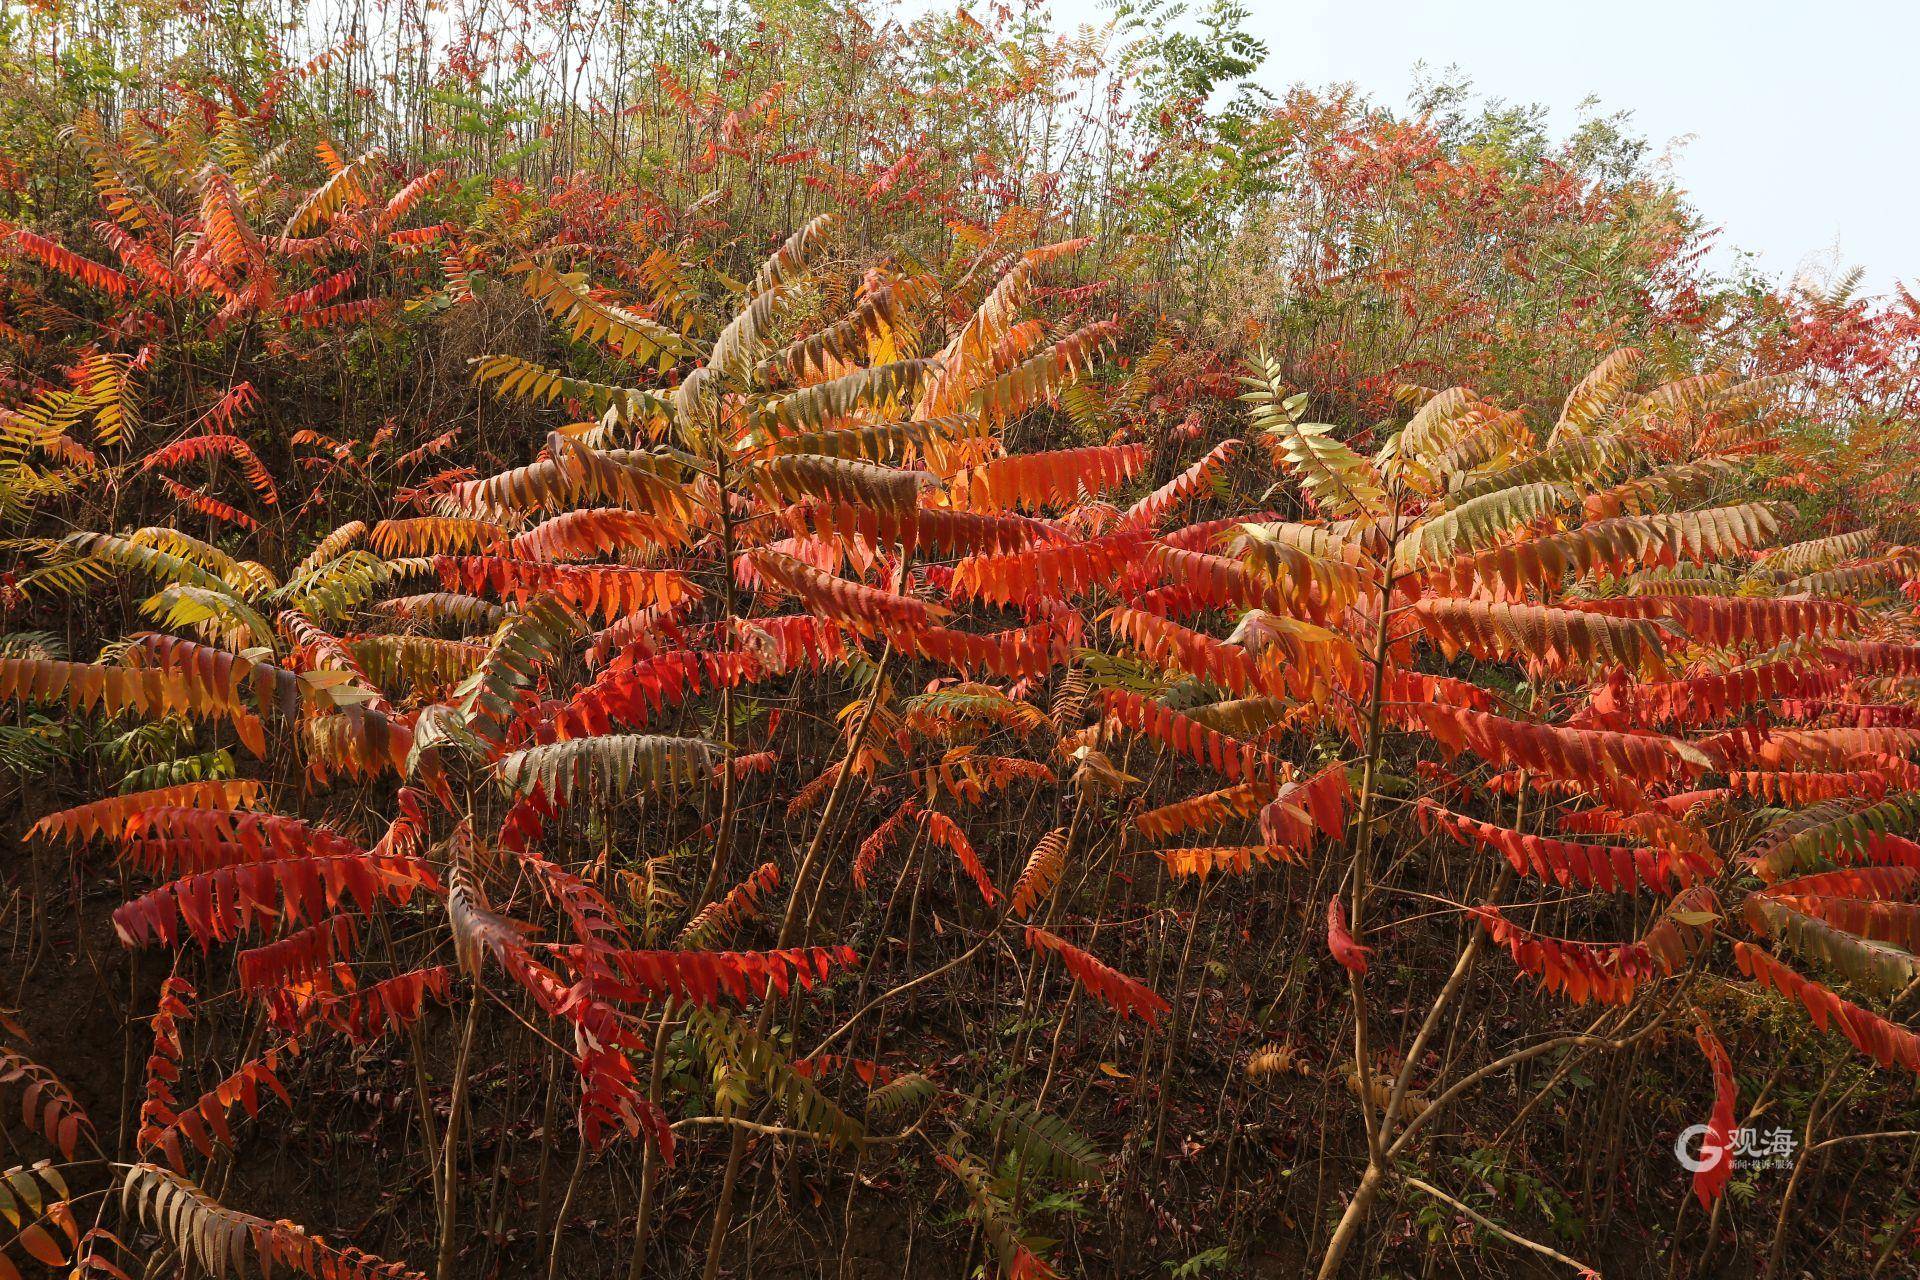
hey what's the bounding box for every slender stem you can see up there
[697,438,741,908]
[1317,528,1402,1280]
[1763,1057,1845,1280]
[376,910,442,1205]
[627,1005,675,1280]
[1390,1014,1673,1161]
[1404,1176,1598,1276]
[1381,864,1514,1137]
[434,984,483,1280]
[544,1142,590,1280]
[699,631,900,1280]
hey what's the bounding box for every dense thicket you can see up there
[3,3,1920,1278]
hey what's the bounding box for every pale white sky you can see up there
[1018,0,1918,296]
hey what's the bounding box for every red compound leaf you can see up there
[575,945,856,1007]
[1691,1016,1736,1208]
[1736,942,1920,1074]
[949,528,1149,607]
[1470,905,1664,1006]
[1107,607,1260,695]
[921,809,1000,906]
[436,554,697,622]
[1415,800,1679,894]
[1135,781,1277,840]
[1326,897,1371,975]
[113,854,441,949]
[1259,763,1353,860]
[1100,688,1276,783]
[1024,926,1168,1027]
[945,443,1147,513]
